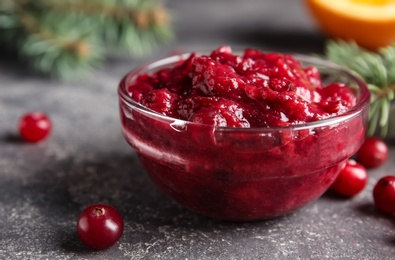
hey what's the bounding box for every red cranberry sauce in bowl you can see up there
[118,46,370,221]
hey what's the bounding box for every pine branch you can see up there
[324,40,395,137]
[17,2,103,79]
[0,0,173,80]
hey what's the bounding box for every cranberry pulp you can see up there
[127,46,357,128]
[119,47,369,221]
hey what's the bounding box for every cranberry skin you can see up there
[77,204,124,250]
[18,112,51,142]
[356,137,388,168]
[373,176,395,213]
[331,160,368,197]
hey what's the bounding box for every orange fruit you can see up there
[305,0,395,50]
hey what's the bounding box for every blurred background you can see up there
[0,0,323,80]
[166,0,321,53]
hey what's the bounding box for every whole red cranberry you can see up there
[18,112,52,142]
[331,160,368,197]
[373,176,395,213]
[77,204,124,250]
[356,137,388,168]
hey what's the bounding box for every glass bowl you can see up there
[118,53,370,221]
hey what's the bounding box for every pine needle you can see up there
[0,0,173,80]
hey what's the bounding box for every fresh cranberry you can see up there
[77,204,124,250]
[18,112,52,143]
[356,137,388,168]
[331,160,368,197]
[373,176,395,213]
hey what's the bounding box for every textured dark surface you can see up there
[1,0,395,259]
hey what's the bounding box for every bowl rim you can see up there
[118,52,370,132]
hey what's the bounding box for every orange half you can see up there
[305,0,395,49]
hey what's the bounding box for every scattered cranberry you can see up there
[331,160,368,197]
[356,137,388,168]
[373,176,395,213]
[77,204,124,250]
[18,112,52,142]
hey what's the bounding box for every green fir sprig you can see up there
[324,40,395,138]
[0,0,173,80]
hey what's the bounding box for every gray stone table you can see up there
[1,0,395,259]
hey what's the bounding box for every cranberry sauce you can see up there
[126,46,356,128]
[119,47,368,220]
